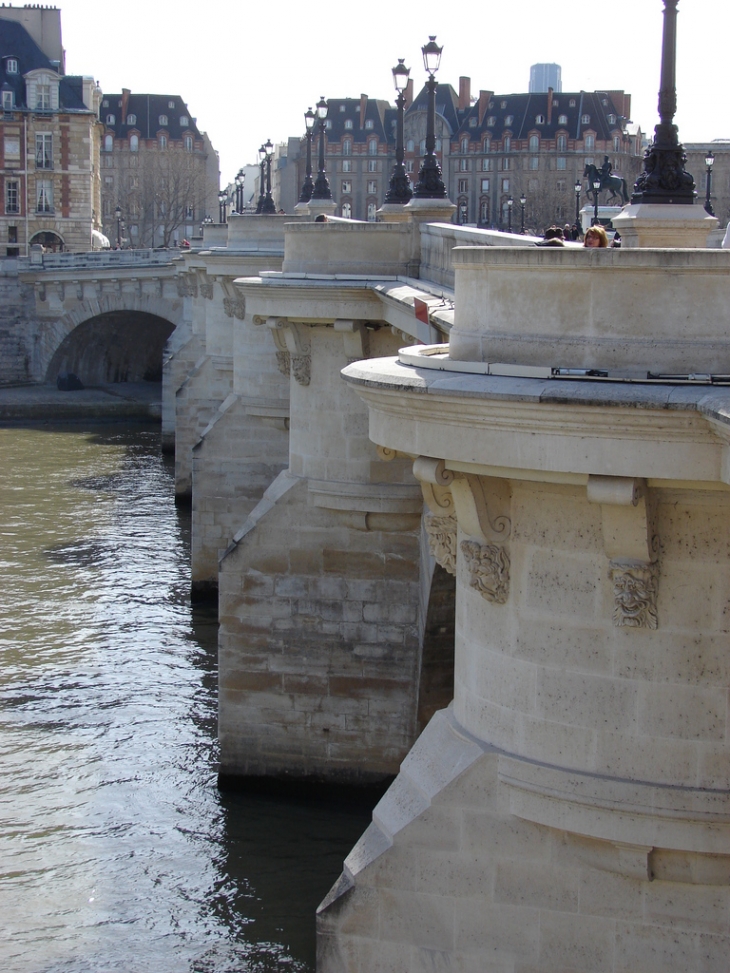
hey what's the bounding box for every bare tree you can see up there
[137,147,205,247]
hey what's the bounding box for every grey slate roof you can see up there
[0,17,88,112]
[100,92,203,140]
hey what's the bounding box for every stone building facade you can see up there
[0,14,102,254]
[99,90,219,248]
[292,77,642,230]
[685,141,730,228]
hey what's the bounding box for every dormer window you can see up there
[106,114,115,125]
[365,119,374,129]
[529,135,539,152]
[505,115,513,126]
[159,114,168,127]
[36,83,51,111]
[469,117,477,128]
[558,114,568,125]
[607,113,616,125]
[127,113,136,126]
[6,58,18,75]
[180,116,188,127]
[159,135,167,149]
[103,134,113,152]
[503,136,511,152]
[325,119,332,129]
[339,104,346,112]
[483,138,491,153]
[460,137,469,153]
[130,134,139,152]
[102,100,109,107]
[344,119,353,129]
[552,99,559,107]
[168,100,175,109]
[184,134,193,152]
[535,114,545,125]
[569,99,576,108]
[581,113,591,124]
[486,116,496,127]
[500,100,507,109]
[2,87,13,111]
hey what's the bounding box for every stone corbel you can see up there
[185,272,198,298]
[413,457,457,577]
[587,475,659,630]
[76,282,84,301]
[267,318,311,386]
[112,278,122,299]
[196,270,214,300]
[153,277,163,298]
[176,276,190,298]
[334,319,370,364]
[219,277,246,320]
[452,474,512,605]
[35,282,47,303]
[53,280,64,301]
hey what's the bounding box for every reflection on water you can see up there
[0,424,373,973]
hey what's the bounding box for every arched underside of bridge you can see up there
[45,310,176,386]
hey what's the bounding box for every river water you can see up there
[0,423,374,973]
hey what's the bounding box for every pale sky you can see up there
[53,0,728,181]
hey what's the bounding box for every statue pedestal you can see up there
[612,203,718,248]
[308,198,337,221]
[377,203,412,224]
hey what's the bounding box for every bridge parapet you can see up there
[29,248,183,272]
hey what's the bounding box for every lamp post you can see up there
[631,0,695,204]
[384,59,413,205]
[256,145,266,213]
[218,189,228,223]
[574,179,583,234]
[704,150,715,215]
[507,195,513,233]
[311,97,333,201]
[413,36,447,199]
[298,107,316,204]
[115,205,122,248]
[519,193,526,234]
[592,177,601,225]
[261,138,276,214]
[235,169,245,214]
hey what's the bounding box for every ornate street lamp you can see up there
[311,97,333,201]
[261,138,276,214]
[384,59,413,205]
[235,169,245,214]
[256,145,266,213]
[574,179,583,234]
[218,189,228,223]
[413,36,447,199]
[298,108,316,204]
[704,150,715,215]
[592,176,601,225]
[507,195,513,233]
[115,205,122,248]
[631,0,695,204]
[519,193,526,234]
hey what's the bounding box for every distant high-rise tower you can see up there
[529,63,562,92]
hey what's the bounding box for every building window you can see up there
[2,89,13,111]
[557,134,567,152]
[6,58,18,74]
[159,135,167,150]
[127,174,138,190]
[505,115,514,127]
[130,134,139,152]
[180,115,188,127]
[502,179,510,193]
[483,138,491,153]
[367,159,378,172]
[5,179,19,214]
[367,180,377,193]
[345,119,353,129]
[104,175,113,188]
[159,114,168,127]
[557,157,567,170]
[106,114,115,125]
[341,201,352,219]
[168,100,175,109]
[342,139,351,156]
[184,135,193,152]
[557,180,567,192]
[325,119,332,130]
[501,157,510,171]
[342,159,352,172]
[469,117,477,128]
[36,178,53,213]
[569,99,576,108]
[581,114,591,125]
[130,224,139,238]
[558,114,568,125]
[460,137,469,153]
[584,134,595,151]
[486,116,496,127]
[35,133,53,169]
[480,178,490,192]
[528,179,539,192]
[36,84,51,111]
[479,198,489,224]
[458,198,468,224]
[365,119,374,130]
[458,178,468,193]
[102,154,114,168]
[104,134,113,152]
[613,136,621,152]
[529,157,539,170]
[503,136,511,152]
[482,158,492,171]
[607,114,616,125]
[500,100,507,109]
[459,158,469,171]
[368,138,378,156]
[406,138,414,152]
[342,180,352,193]
[529,135,539,152]
[406,160,414,173]
[366,201,377,221]
[129,153,138,167]
[535,114,545,125]
[127,113,136,126]
[185,204,194,219]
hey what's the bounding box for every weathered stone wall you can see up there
[0,261,36,384]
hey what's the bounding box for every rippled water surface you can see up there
[0,423,373,973]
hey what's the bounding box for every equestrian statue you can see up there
[583,157,630,205]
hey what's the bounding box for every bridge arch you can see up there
[43,294,182,386]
